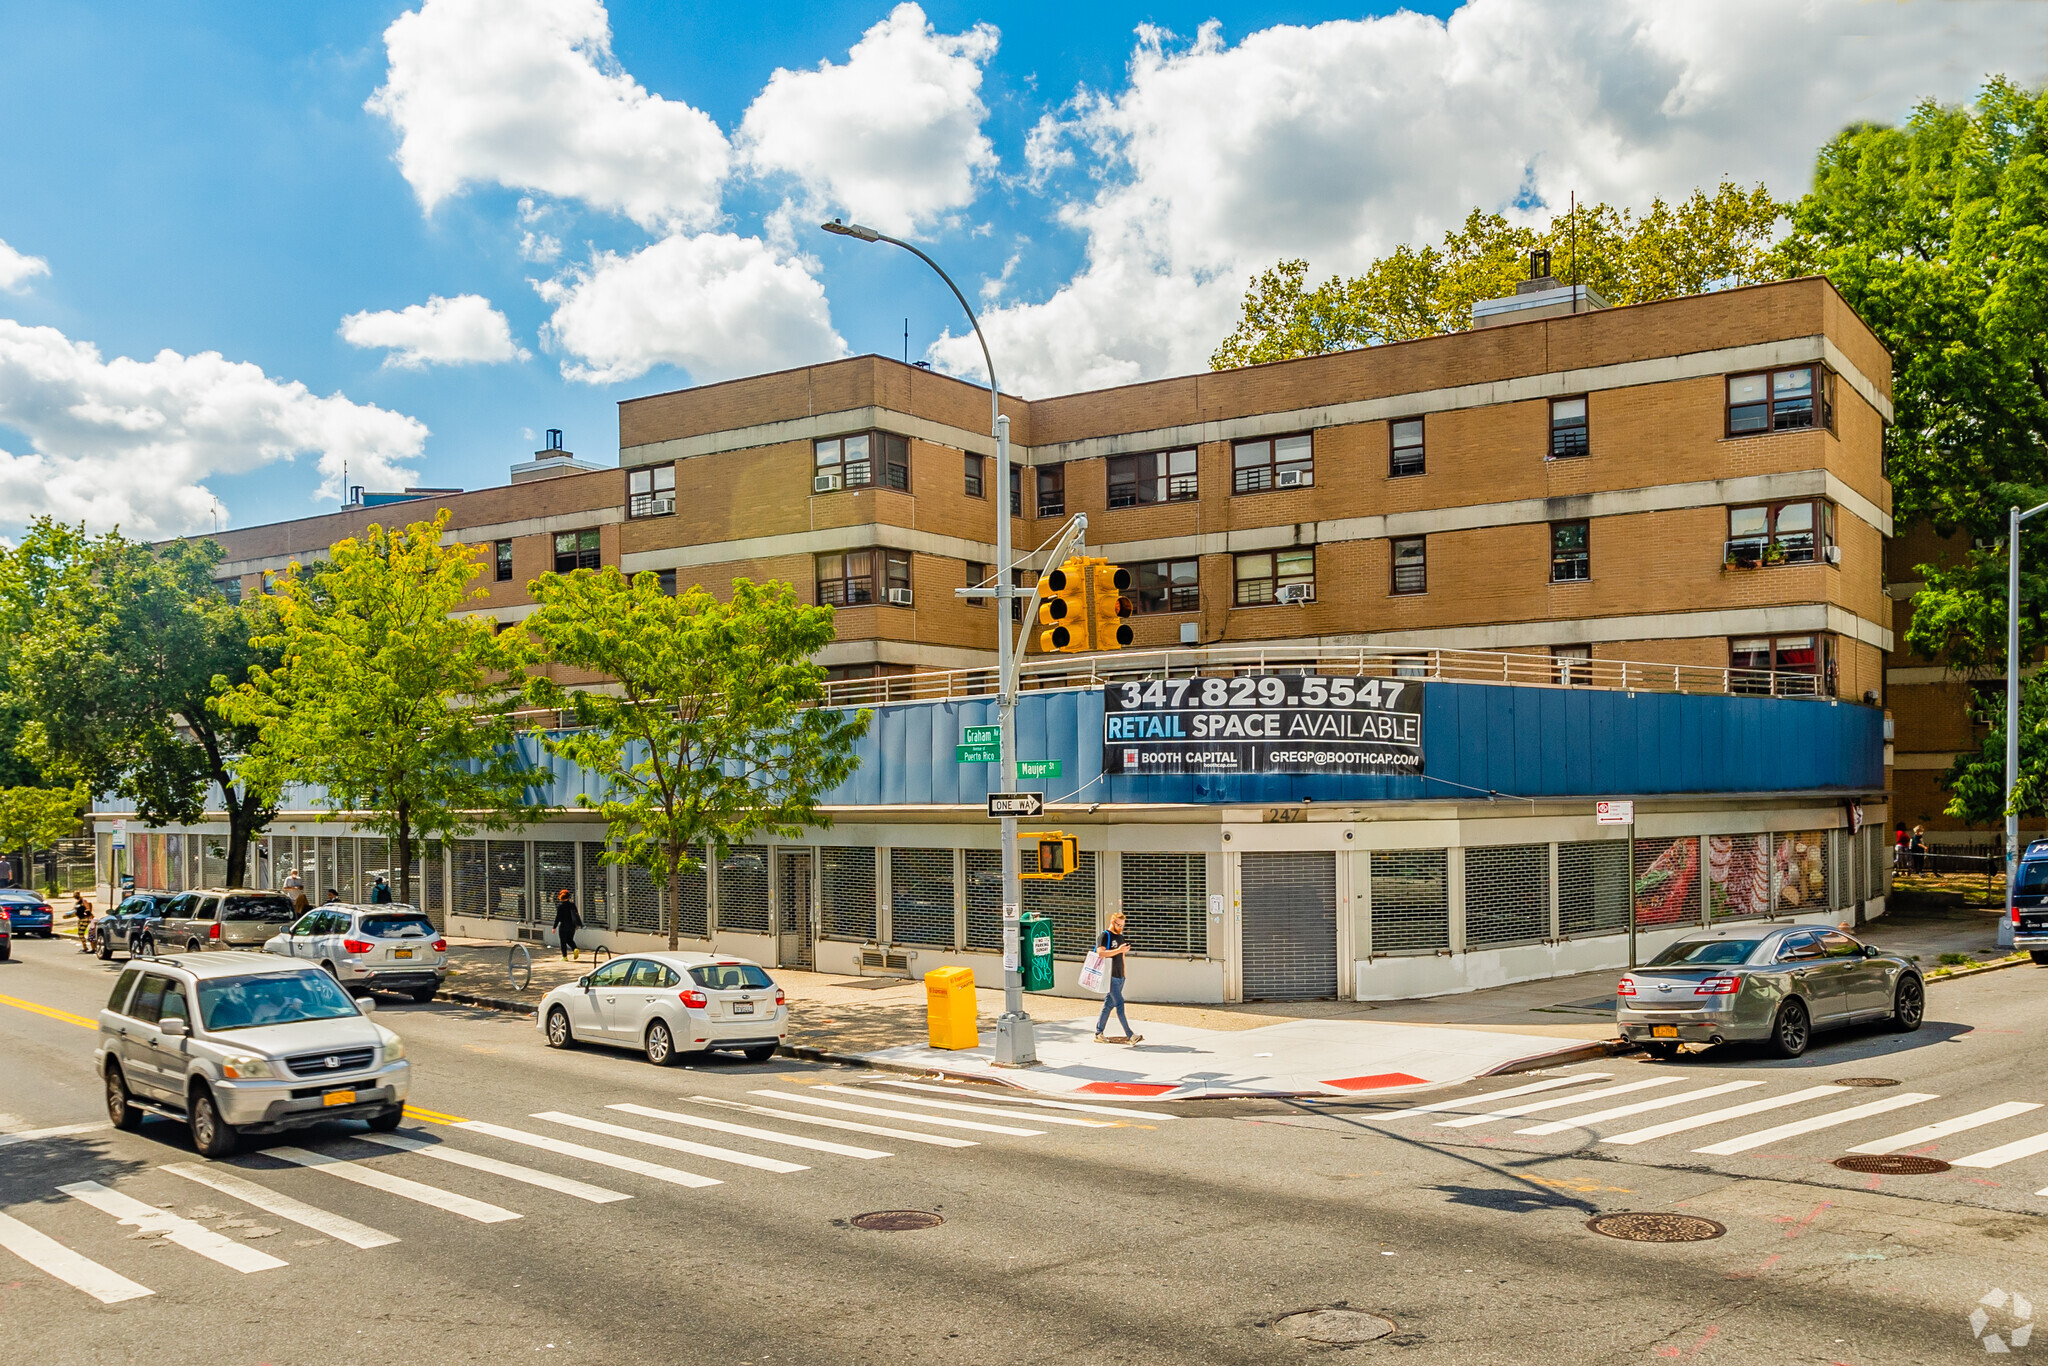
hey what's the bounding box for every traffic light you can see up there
[1019,831,1079,880]
[1037,561,1087,653]
[1090,560,1134,648]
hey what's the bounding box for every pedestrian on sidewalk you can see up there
[369,875,392,904]
[1910,826,1927,874]
[553,887,582,961]
[1892,825,1907,871]
[1093,910,1142,1044]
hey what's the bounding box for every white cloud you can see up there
[366,0,731,231]
[519,231,563,263]
[340,293,530,368]
[0,320,427,537]
[937,0,2048,396]
[536,233,844,385]
[0,238,50,292]
[739,3,998,236]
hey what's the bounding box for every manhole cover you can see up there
[1832,1077,1900,1087]
[1834,1154,1951,1175]
[1586,1213,1726,1243]
[850,1210,943,1232]
[1274,1309,1396,1345]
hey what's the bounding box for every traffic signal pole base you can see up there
[992,1013,1039,1066]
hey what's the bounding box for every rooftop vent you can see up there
[511,430,606,484]
[1473,250,1608,329]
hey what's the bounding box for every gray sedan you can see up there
[1617,925,1924,1059]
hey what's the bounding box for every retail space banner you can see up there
[1102,675,1425,776]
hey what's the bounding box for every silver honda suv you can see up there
[94,950,410,1157]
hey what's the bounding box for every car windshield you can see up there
[690,964,774,991]
[360,915,434,939]
[196,970,362,1031]
[220,894,296,922]
[2019,861,2048,895]
[1645,939,1761,968]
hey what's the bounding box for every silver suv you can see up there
[95,950,410,1157]
[159,888,298,952]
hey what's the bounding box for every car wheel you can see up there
[105,1065,141,1131]
[1771,998,1811,1059]
[189,1086,238,1158]
[1890,975,1925,1032]
[545,1006,575,1049]
[644,1019,676,1066]
[410,987,438,1004]
[133,934,153,959]
[0,940,8,962]
[1639,1042,1678,1061]
[366,1105,404,1133]
[2032,950,2048,966]
[187,940,203,954]
[741,1043,778,1064]
[96,934,113,961]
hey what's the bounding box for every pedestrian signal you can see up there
[1019,831,1078,880]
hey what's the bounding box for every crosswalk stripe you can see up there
[0,1210,153,1303]
[1846,1102,2044,1156]
[455,1120,721,1189]
[751,1089,1044,1136]
[1377,1074,1614,1121]
[0,1122,110,1149]
[534,1112,807,1173]
[1691,1093,1937,1156]
[266,1145,522,1222]
[1433,1078,1682,1129]
[817,1085,1112,1128]
[608,1104,890,1159]
[1515,1081,1766,1136]
[60,1180,288,1272]
[862,1078,1176,1120]
[356,1132,631,1204]
[692,1096,977,1148]
[1952,1131,2048,1170]
[160,1163,399,1249]
[1602,1085,1849,1146]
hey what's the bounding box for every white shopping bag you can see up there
[1078,948,1108,993]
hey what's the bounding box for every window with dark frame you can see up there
[964,452,984,498]
[1232,434,1313,493]
[214,576,243,604]
[1009,465,1021,517]
[1391,537,1426,594]
[1107,448,1198,507]
[1132,559,1200,614]
[627,464,675,517]
[814,433,872,489]
[1552,644,1592,686]
[655,569,678,596]
[1233,549,1313,606]
[1037,465,1064,517]
[1726,366,1833,435]
[1725,499,1833,567]
[964,561,986,607]
[494,539,513,582]
[1390,419,1425,477]
[815,549,910,607]
[880,433,909,491]
[1011,567,1029,622]
[1550,520,1590,582]
[1550,398,1588,458]
[552,529,600,573]
[1729,633,1835,696]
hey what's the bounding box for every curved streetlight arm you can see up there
[823,221,999,436]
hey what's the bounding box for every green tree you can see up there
[1211,181,1785,368]
[216,512,544,903]
[524,569,869,951]
[4,522,281,884]
[0,783,86,891]
[1772,78,2048,819]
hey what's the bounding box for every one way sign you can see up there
[987,792,1045,819]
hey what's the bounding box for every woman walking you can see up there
[1093,910,1142,1044]
[1910,826,1928,875]
[553,887,583,961]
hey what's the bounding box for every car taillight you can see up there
[774,988,785,1006]
[1615,978,1636,996]
[344,939,372,954]
[431,938,447,951]
[679,989,708,1008]
[1695,977,1740,995]
[208,922,221,940]
[2015,904,2023,925]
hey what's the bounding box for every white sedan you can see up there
[538,951,787,1066]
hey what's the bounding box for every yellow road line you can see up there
[402,1103,467,1126]
[0,993,96,1030]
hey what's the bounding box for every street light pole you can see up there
[2006,501,2048,946]
[822,219,1035,1063]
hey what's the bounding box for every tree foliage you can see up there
[216,512,543,902]
[0,783,86,888]
[1211,181,1785,368]
[524,570,869,951]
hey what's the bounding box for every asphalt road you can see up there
[3,934,2046,1365]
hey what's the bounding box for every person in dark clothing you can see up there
[369,876,393,904]
[1093,910,1143,1044]
[553,888,583,961]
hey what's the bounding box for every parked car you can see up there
[0,903,10,961]
[0,889,54,938]
[1617,925,1924,1059]
[158,888,298,952]
[262,905,447,1002]
[2009,838,2048,964]
[539,951,787,1066]
[94,950,409,1157]
[93,890,176,959]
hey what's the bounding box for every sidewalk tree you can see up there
[216,511,545,903]
[1211,180,1784,367]
[0,783,86,891]
[524,569,869,951]
[0,520,280,883]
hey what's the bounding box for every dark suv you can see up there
[93,890,176,959]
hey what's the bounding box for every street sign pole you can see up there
[1627,816,1637,970]
[993,412,1036,1065]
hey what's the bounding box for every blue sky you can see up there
[0,0,2034,539]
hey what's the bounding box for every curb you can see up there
[1925,954,2033,985]
[440,989,538,1016]
[1486,1038,1630,1075]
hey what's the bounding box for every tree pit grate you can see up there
[1586,1212,1725,1243]
[850,1210,943,1231]
[1834,1154,1950,1175]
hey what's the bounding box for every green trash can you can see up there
[1020,911,1055,992]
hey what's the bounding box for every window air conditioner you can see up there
[1276,583,1316,605]
[1275,469,1305,488]
[886,587,915,607]
[813,473,842,493]
[1823,545,1841,565]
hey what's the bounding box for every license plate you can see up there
[322,1090,357,1107]
[732,1001,754,1015]
[1651,1026,1678,1039]
[392,948,412,959]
